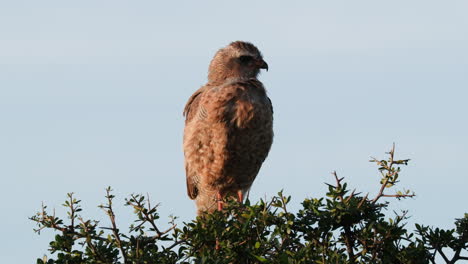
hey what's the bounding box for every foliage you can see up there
[31,146,468,263]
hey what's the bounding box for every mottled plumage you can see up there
[183,41,273,214]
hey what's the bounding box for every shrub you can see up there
[31,145,468,263]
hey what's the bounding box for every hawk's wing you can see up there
[183,87,205,123]
[183,87,206,199]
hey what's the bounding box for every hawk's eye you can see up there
[239,55,253,63]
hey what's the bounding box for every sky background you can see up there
[1,1,467,262]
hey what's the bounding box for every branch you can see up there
[436,247,450,263]
[381,194,415,199]
[150,224,177,241]
[343,225,356,263]
[332,171,344,202]
[371,144,414,203]
[100,187,128,264]
[78,218,109,262]
[126,194,177,240]
[372,175,391,204]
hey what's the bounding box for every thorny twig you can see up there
[100,187,128,264]
[30,202,108,243]
[126,193,177,241]
[371,144,414,204]
[332,171,356,262]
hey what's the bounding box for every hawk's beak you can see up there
[258,59,269,72]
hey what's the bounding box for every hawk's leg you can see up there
[237,190,243,203]
[216,192,223,211]
[215,192,223,250]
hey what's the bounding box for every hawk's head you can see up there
[208,41,268,83]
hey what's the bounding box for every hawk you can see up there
[183,41,273,215]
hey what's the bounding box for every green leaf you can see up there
[251,254,267,262]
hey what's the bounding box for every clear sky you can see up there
[1,1,467,262]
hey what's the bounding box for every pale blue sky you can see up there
[1,1,467,262]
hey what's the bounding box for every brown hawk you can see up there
[183,41,273,215]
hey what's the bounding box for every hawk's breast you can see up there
[219,81,273,190]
